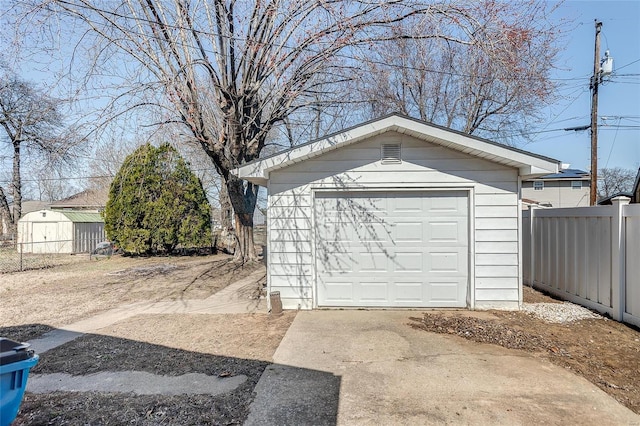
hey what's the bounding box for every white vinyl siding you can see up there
[267,131,520,310]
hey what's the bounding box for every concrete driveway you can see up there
[246,310,639,425]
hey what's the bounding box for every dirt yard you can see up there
[0,254,264,331]
[410,287,640,414]
[1,253,297,425]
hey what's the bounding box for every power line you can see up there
[604,117,621,169]
[0,166,218,184]
[616,58,640,72]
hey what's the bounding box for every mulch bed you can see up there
[14,328,279,425]
[0,324,55,343]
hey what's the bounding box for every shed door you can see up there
[32,222,58,253]
[315,191,468,307]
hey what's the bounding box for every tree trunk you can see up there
[234,210,256,263]
[219,179,233,229]
[225,174,258,263]
[0,186,12,238]
[10,141,21,238]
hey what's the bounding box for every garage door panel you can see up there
[391,197,422,213]
[316,191,468,307]
[430,280,466,302]
[428,221,463,243]
[394,222,423,242]
[317,221,352,243]
[322,282,353,302]
[425,195,461,213]
[392,252,423,272]
[319,193,387,212]
[354,222,389,243]
[427,252,463,274]
[393,282,424,302]
[359,282,388,302]
[317,252,353,273]
[358,251,388,272]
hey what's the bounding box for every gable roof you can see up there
[60,211,104,223]
[234,114,560,186]
[531,168,590,180]
[7,200,49,217]
[49,188,108,210]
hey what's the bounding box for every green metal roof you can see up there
[60,211,104,223]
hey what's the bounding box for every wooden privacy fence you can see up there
[522,196,640,327]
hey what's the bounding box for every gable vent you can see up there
[381,144,402,164]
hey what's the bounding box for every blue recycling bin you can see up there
[0,338,39,426]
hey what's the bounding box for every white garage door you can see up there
[315,191,468,307]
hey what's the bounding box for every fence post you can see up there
[19,240,23,272]
[527,205,539,287]
[611,196,630,322]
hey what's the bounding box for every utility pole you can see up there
[590,20,602,206]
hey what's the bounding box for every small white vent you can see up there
[381,144,401,164]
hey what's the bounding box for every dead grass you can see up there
[0,254,262,329]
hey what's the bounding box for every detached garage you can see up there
[234,114,560,310]
[18,210,105,254]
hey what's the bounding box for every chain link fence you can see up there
[0,238,104,274]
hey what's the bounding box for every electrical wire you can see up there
[604,117,621,169]
[615,59,640,72]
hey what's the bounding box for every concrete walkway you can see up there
[246,310,640,425]
[28,269,266,354]
[28,371,247,396]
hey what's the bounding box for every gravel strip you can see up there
[522,302,602,323]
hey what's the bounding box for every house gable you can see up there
[268,131,518,194]
[235,114,559,185]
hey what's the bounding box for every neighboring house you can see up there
[234,114,559,310]
[598,167,640,205]
[18,210,105,254]
[1,200,49,237]
[48,188,109,212]
[521,169,590,208]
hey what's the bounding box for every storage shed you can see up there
[18,210,105,254]
[234,115,560,310]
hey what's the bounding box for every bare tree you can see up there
[0,63,70,237]
[598,167,637,199]
[13,0,564,260]
[357,1,562,144]
[26,165,80,202]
